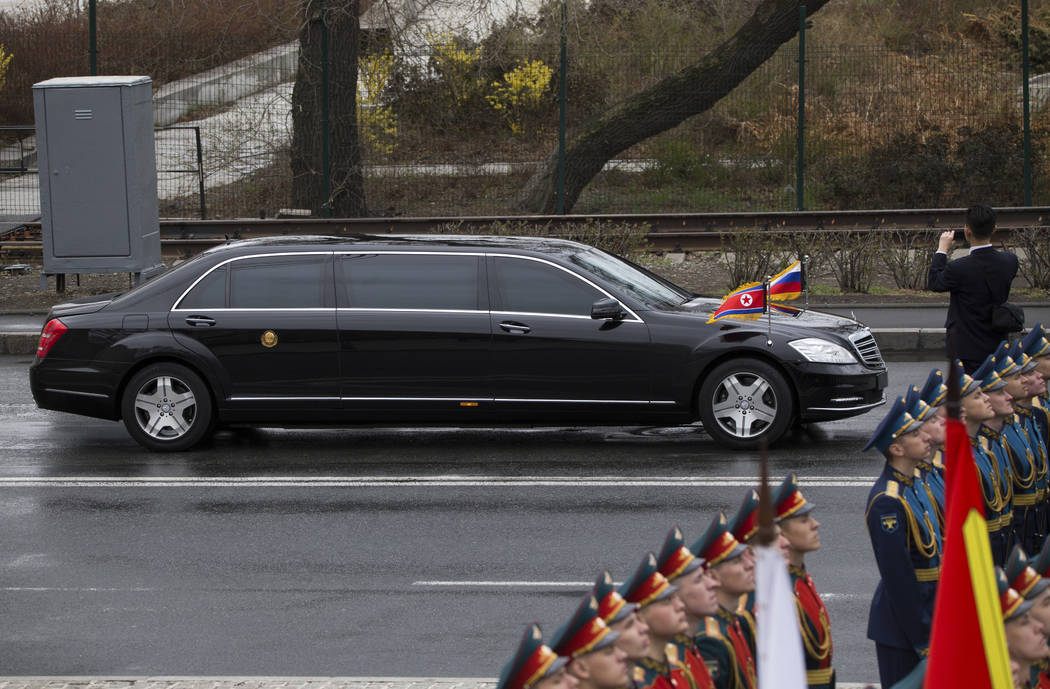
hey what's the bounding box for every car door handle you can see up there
[499,321,531,335]
[185,315,216,327]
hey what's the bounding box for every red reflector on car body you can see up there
[37,318,68,358]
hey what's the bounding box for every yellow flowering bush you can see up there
[486,59,553,134]
[0,45,12,92]
[358,53,398,155]
[430,33,483,106]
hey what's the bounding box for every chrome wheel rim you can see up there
[709,372,778,439]
[132,375,197,440]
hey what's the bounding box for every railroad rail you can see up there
[4,207,1050,257]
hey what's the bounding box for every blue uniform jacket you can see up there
[866,463,941,652]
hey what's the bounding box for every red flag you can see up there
[924,418,1012,688]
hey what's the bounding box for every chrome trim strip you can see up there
[230,396,342,401]
[494,398,671,405]
[806,394,886,413]
[44,388,109,399]
[171,308,335,312]
[341,397,490,402]
[337,308,485,315]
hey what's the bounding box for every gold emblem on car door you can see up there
[261,330,278,348]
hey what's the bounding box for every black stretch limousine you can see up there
[30,235,887,451]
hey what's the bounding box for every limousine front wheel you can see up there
[121,363,215,452]
[698,358,794,450]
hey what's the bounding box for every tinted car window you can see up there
[178,266,226,309]
[341,254,479,310]
[229,255,328,308]
[490,257,603,316]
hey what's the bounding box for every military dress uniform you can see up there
[691,513,756,689]
[726,490,760,655]
[974,353,1018,562]
[773,473,834,689]
[903,387,946,535]
[620,552,703,689]
[863,396,942,688]
[1012,337,1050,542]
[655,526,716,689]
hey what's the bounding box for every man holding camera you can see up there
[928,204,1019,374]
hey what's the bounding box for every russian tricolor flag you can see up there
[707,282,767,323]
[768,260,804,302]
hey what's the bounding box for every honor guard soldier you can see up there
[691,513,757,689]
[619,552,698,689]
[955,363,1012,564]
[999,568,1050,689]
[1022,324,1050,442]
[550,594,630,689]
[655,526,717,689]
[1011,338,1050,542]
[974,352,1019,557]
[594,570,651,668]
[726,491,759,653]
[904,386,946,534]
[774,473,834,689]
[497,624,576,689]
[725,488,793,655]
[1005,545,1050,688]
[863,395,939,688]
[991,343,1046,553]
[918,368,949,478]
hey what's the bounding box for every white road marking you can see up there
[0,475,879,488]
[411,581,870,603]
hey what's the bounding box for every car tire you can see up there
[121,362,215,452]
[698,357,794,450]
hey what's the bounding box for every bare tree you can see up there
[516,0,829,214]
[291,0,367,216]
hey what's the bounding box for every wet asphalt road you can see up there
[0,354,937,681]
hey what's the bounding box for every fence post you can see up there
[796,4,806,212]
[320,3,331,218]
[194,126,207,219]
[557,0,567,215]
[89,0,97,75]
[1023,0,1032,206]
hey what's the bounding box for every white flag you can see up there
[754,544,806,689]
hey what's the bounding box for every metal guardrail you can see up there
[4,207,1050,257]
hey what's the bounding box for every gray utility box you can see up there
[33,76,163,286]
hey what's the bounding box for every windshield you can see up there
[568,249,690,309]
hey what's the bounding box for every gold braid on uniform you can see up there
[788,570,832,663]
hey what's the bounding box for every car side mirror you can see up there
[591,297,625,321]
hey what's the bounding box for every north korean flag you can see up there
[707,282,767,323]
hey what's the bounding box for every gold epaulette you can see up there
[886,480,899,498]
[665,643,679,665]
[979,435,991,452]
[913,467,923,479]
[634,666,646,684]
[704,616,724,640]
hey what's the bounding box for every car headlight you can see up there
[788,337,857,364]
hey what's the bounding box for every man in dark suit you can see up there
[928,204,1019,373]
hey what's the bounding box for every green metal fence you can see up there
[0,2,1045,219]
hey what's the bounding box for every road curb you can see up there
[0,328,948,358]
[0,679,880,689]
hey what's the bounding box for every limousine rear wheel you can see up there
[121,363,215,452]
[698,358,794,450]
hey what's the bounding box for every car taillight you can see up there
[36,319,68,358]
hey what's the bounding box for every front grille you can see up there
[850,330,884,367]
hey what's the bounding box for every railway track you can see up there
[4,207,1050,258]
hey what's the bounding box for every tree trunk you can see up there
[516,0,829,214]
[291,0,368,217]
